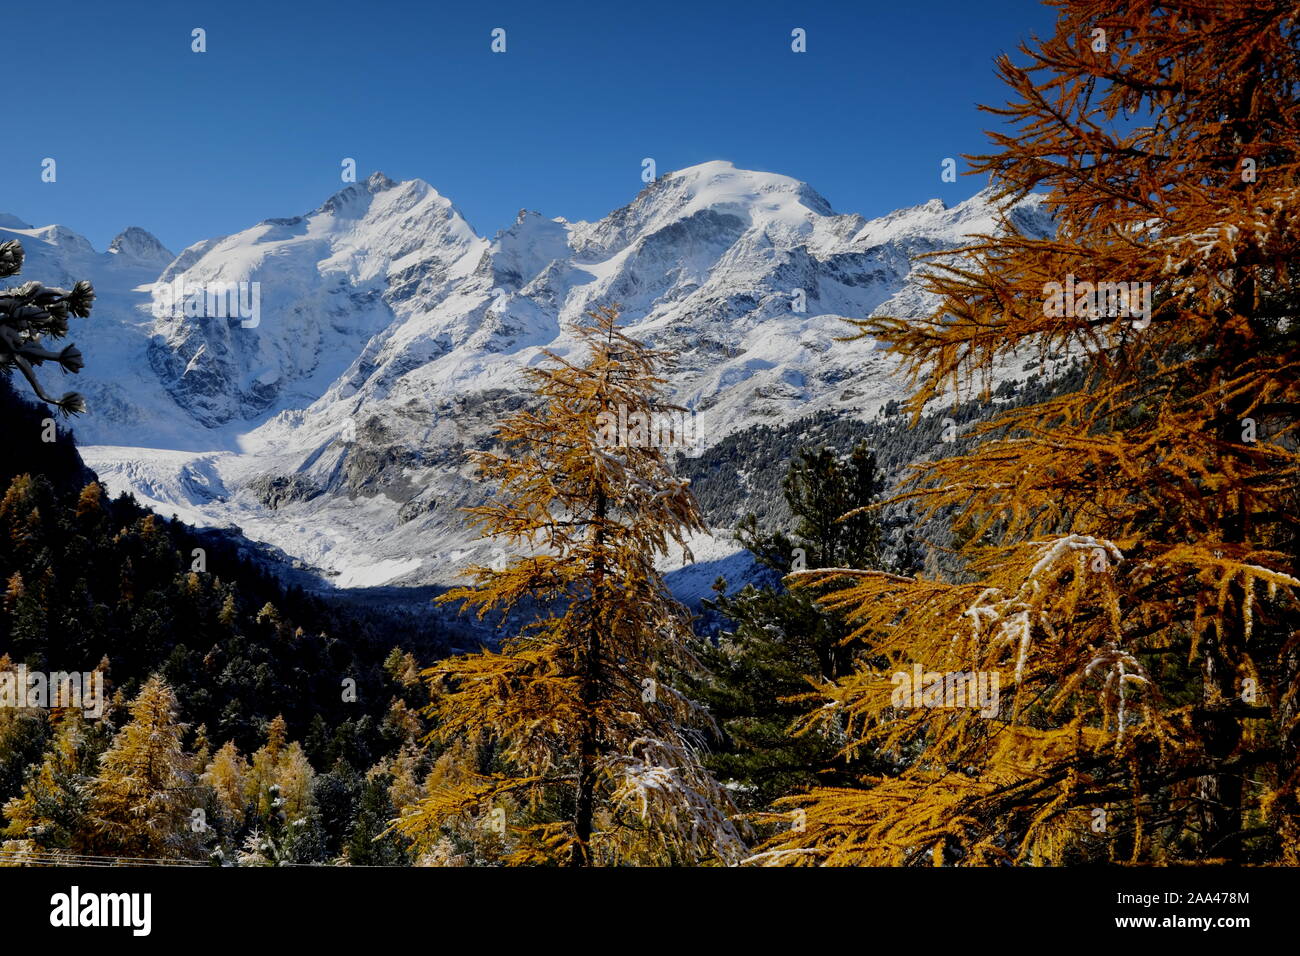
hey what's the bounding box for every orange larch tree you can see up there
[395,306,747,866]
[754,0,1300,866]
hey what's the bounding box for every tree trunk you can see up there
[1196,293,1254,861]
[571,488,607,866]
[1196,627,1244,861]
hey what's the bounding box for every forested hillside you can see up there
[0,377,454,863]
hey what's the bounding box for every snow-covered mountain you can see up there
[2,162,1053,588]
[148,172,484,428]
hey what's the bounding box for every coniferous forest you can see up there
[0,0,1297,940]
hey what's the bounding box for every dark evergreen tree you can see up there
[694,441,896,811]
[345,772,409,866]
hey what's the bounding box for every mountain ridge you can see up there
[1,162,1055,589]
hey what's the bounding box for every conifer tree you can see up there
[311,757,363,858]
[74,482,106,528]
[3,710,106,852]
[346,771,410,866]
[0,239,94,416]
[0,656,49,806]
[757,0,1300,865]
[394,306,747,865]
[696,442,891,810]
[276,742,315,821]
[387,742,425,812]
[202,740,249,832]
[246,715,317,822]
[87,675,199,859]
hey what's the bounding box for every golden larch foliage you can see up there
[755,0,1300,866]
[394,306,748,865]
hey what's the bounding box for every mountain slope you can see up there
[148,172,485,428]
[3,163,1053,588]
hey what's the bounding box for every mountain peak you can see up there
[852,186,1049,248]
[108,226,174,265]
[29,224,97,256]
[660,161,837,220]
[670,158,740,178]
[314,170,404,218]
[314,172,456,223]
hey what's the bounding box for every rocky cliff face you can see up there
[146,172,485,427]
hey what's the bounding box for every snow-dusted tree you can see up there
[394,306,747,865]
[244,714,316,824]
[201,740,249,831]
[0,239,94,416]
[3,710,107,852]
[755,0,1300,865]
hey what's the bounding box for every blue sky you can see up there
[5,0,1057,253]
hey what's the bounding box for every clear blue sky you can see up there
[5,0,1057,254]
